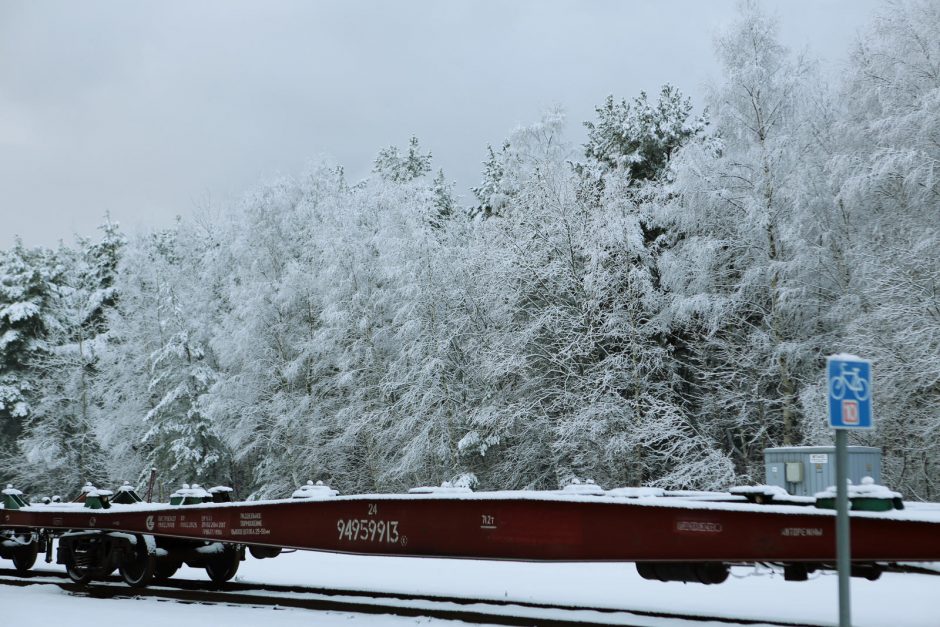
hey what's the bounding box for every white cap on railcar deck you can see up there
[292,480,339,499]
[559,479,605,496]
[815,477,901,500]
[408,480,473,495]
[606,487,666,498]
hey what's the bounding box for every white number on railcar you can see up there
[337,518,401,544]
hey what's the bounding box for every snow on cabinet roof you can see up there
[765,445,880,453]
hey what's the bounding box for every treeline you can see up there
[1,2,938,500]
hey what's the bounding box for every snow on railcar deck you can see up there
[8,490,940,526]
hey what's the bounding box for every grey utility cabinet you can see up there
[764,446,881,497]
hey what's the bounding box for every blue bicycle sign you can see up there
[827,355,873,429]
[829,362,870,402]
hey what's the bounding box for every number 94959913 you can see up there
[337,518,400,544]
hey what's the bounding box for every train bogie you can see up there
[636,562,730,584]
[248,545,282,559]
[57,531,155,586]
[58,531,123,584]
[0,530,40,573]
[144,537,244,584]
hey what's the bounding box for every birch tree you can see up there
[826,0,940,497]
[657,2,822,478]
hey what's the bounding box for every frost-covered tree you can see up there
[460,112,733,489]
[97,225,227,494]
[373,136,432,183]
[4,0,937,502]
[822,0,940,497]
[656,2,823,478]
[577,85,707,208]
[0,242,61,460]
[470,107,569,219]
[430,169,457,228]
[1,221,125,494]
[205,168,345,497]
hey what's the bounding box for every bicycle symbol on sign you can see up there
[829,362,870,401]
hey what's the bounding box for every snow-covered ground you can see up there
[2,583,457,627]
[3,549,938,626]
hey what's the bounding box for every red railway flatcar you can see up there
[3,481,939,588]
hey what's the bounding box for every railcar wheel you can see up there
[205,550,239,584]
[248,545,282,560]
[65,555,94,585]
[118,536,156,588]
[12,542,38,573]
[154,561,181,580]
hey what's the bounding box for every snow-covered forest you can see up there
[1,2,938,500]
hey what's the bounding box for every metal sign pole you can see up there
[835,429,851,627]
[826,353,872,627]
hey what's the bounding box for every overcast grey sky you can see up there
[1,0,883,248]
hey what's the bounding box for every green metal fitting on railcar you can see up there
[2,485,28,510]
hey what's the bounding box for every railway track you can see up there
[0,567,823,627]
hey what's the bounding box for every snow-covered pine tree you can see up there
[562,85,723,487]
[455,109,732,490]
[470,107,569,220]
[373,136,433,183]
[576,85,707,207]
[13,222,125,494]
[96,225,227,495]
[0,242,61,473]
[430,169,456,229]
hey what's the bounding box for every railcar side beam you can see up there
[4,493,939,566]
